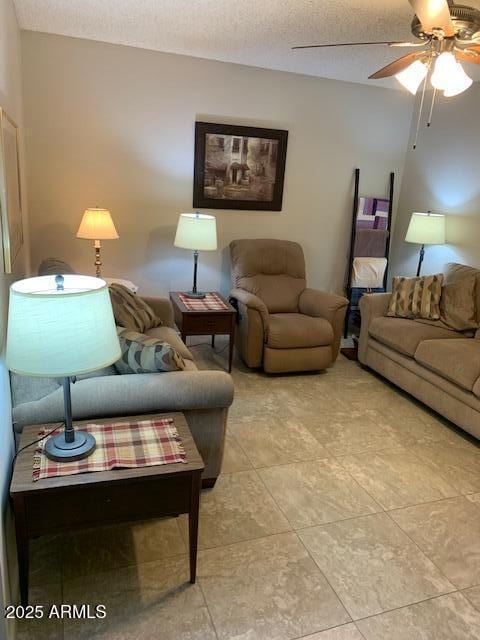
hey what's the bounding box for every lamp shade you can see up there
[6,274,121,377]
[174,213,217,251]
[405,212,446,245]
[76,208,119,240]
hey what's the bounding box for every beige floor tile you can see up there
[16,582,63,640]
[198,532,350,640]
[408,442,480,494]
[29,534,63,587]
[179,470,291,549]
[63,555,215,640]
[356,592,480,640]
[390,496,480,589]
[463,585,480,610]
[229,416,330,468]
[299,623,364,639]
[221,433,252,474]
[306,410,404,456]
[299,512,454,620]
[62,516,186,581]
[258,458,381,529]
[339,448,458,510]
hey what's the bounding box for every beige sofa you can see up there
[359,283,480,440]
[229,239,348,373]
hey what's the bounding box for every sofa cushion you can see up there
[387,274,443,320]
[415,338,480,392]
[369,316,464,358]
[145,326,194,361]
[440,263,479,331]
[115,328,185,374]
[267,313,333,349]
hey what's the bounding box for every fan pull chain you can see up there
[412,70,428,150]
[427,88,437,127]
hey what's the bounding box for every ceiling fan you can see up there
[293,0,480,145]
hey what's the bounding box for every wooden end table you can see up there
[170,291,237,373]
[10,412,204,606]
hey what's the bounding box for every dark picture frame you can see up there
[193,122,288,211]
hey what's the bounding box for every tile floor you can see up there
[18,342,480,639]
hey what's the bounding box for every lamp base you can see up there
[44,430,96,462]
[183,291,206,299]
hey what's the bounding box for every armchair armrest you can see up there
[358,292,391,364]
[230,288,269,328]
[299,289,348,361]
[141,296,175,328]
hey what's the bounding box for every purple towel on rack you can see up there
[354,229,389,257]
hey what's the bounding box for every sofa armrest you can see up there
[141,296,175,328]
[230,288,269,329]
[358,292,391,364]
[12,370,234,432]
[299,289,348,361]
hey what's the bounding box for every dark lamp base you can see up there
[183,291,206,299]
[44,430,96,462]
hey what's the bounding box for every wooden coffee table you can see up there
[10,412,204,605]
[170,291,237,372]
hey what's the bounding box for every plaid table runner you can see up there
[33,417,186,481]
[179,292,228,311]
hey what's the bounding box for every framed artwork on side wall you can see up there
[0,108,23,273]
[193,122,288,211]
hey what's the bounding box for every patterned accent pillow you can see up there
[387,274,444,320]
[109,283,162,333]
[115,328,185,374]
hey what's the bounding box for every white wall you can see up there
[21,32,413,297]
[0,0,29,635]
[390,84,480,278]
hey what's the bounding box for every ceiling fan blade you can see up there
[456,49,480,65]
[389,41,428,47]
[369,51,425,79]
[292,41,406,50]
[408,0,454,36]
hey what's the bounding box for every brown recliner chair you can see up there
[229,239,348,373]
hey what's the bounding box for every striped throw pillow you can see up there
[109,283,162,333]
[115,328,185,374]
[387,274,444,320]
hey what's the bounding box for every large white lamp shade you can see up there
[405,212,446,246]
[405,212,446,276]
[6,274,121,377]
[174,213,217,251]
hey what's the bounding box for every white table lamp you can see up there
[405,212,446,276]
[6,274,121,461]
[174,212,217,298]
[77,208,119,277]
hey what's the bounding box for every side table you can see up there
[10,412,204,605]
[170,291,237,372]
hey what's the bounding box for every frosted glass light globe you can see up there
[395,60,428,95]
[443,63,473,97]
[431,52,458,90]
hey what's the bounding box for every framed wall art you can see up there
[193,122,288,211]
[0,107,23,273]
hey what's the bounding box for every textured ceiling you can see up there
[13,0,480,87]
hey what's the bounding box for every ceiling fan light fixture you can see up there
[430,51,458,89]
[443,62,473,96]
[395,59,428,94]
